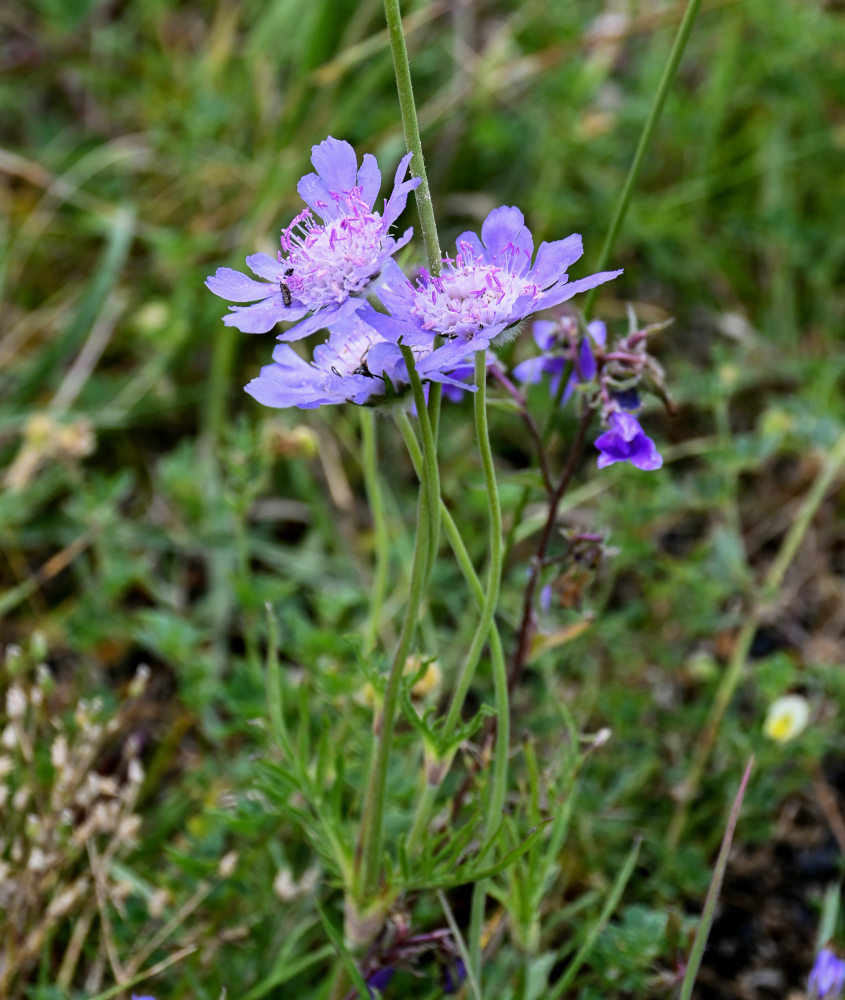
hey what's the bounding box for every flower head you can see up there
[363,206,621,378]
[764,694,810,743]
[809,949,845,999]
[205,137,420,339]
[594,411,663,471]
[244,306,479,411]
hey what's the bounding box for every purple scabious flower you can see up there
[244,306,479,410]
[594,411,663,471]
[245,310,397,409]
[809,949,845,999]
[362,206,622,379]
[205,137,420,339]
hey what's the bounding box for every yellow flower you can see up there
[763,694,810,743]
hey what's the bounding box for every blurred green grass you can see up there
[1,0,845,996]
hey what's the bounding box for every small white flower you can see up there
[764,694,810,743]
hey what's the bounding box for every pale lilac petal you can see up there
[310,136,358,193]
[246,253,283,281]
[223,295,294,333]
[480,206,527,260]
[205,268,276,303]
[537,269,623,310]
[454,231,485,261]
[529,235,584,288]
[357,153,381,208]
[533,320,557,352]
[513,356,549,384]
[372,259,419,323]
[277,301,347,342]
[382,152,420,227]
[587,320,607,348]
[365,341,404,376]
[297,173,335,219]
[390,225,415,255]
[358,306,431,347]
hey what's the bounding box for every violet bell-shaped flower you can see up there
[205,137,420,339]
[360,206,622,382]
[809,949,845,999]
[513,318,606,403]
[594,411,663,471]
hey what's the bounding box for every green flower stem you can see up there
[444,353,504,734]
[360,409,390,652]
[396,411,507,858]
[668,428,845,848]
[355,467,431,902]
[582,0,704,321]
[382,0,441,276]
[382,0,445,449]
[400,345,441,581]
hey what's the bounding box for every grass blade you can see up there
[679,756,754,1000]
[548,837,641,999]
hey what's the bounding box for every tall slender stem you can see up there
[444,353,504,734]
[360,410,390,652]
[582,0,704,320]
[382,0,442,275]
[355,473,431,901]
[396,411,508,857]
[382,0,445,444]
[400,345,441,580]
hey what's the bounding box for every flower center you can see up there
[408,242,539,339]
[280,190,387,311]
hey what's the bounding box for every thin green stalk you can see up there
[582,0,703,321]
[668,429,845,847]
[444,353,504,734]
[396,411,507,856]
[382,0,445,448]
[400,344,441,581]
[360,409,390,652]
[381,0,441,275]
[437,890,482,1000]
[547,839,641,1000]
[355,480,431,901]
[679,758,753,1000]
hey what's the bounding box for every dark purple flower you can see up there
[513,318,606,404]
[809,949,845,999]
[206,137,420,339]
[594,411,662,471]
[366,966,395,997]
[362,206,621,378]
[442,958,466,994]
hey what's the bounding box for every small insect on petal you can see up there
[763,693,810,743]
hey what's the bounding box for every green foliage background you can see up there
[2,0,844,996]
